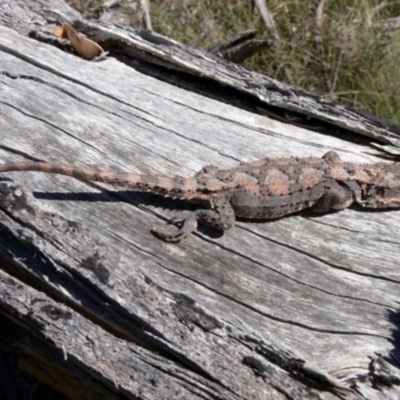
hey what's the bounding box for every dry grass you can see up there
[67,0,400,123]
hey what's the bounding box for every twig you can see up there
[331,50,342,96]
[315,0,331,92]
[253,0,280,41]
[140,0,152,31]
[208,30,273,63]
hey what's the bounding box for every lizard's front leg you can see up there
[151,195,235,242]
[311,180,355,212]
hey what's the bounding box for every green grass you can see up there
[67,0,400,123]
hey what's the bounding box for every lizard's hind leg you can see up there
[151,195,236,242]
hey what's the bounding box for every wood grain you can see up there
[0,2,400,399]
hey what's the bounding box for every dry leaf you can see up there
[53,23,104,60]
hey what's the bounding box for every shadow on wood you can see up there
[1,1,400,399]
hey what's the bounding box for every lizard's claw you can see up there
[151,215,198,243]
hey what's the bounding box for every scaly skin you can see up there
[1,151,399,242]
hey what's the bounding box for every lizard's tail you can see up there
[0,162,202,199]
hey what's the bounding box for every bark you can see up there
[0,1,400,399]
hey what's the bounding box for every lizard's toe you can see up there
[151,215,198,242]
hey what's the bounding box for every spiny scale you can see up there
[0,161,206,200]
[0,161,246,202]
[1,152,400,242]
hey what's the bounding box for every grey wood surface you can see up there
[0,1,400,399]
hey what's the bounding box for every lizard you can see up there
[0,151,399,242]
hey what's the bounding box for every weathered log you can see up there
[0,1,400,398]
